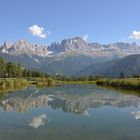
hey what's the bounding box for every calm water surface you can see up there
[0,84,140,140]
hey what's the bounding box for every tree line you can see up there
[0,57,49,78]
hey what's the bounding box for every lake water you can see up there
[0,84,140,140]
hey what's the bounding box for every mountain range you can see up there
[0,37,140,76]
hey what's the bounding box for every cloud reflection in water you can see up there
[131,111,140,120]
[29,114,47,128]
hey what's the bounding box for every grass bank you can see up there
[96,78,140,91]
[59,80,96,84]
[0,77,57,93]
[35,77,56,87]
[0,78,29,93]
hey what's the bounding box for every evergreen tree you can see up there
[0,57,5,78]
[120,72,124,78]
[16,63,22,77]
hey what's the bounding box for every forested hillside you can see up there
[0,57,48,78]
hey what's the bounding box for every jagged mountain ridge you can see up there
[0,40,49,57]
[1,37,140,57]
[0,37,140,75]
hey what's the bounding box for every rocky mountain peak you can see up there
[61,37,88,48]
[15,39,29,46]
[49,37,88,52]
[0,40,49,57]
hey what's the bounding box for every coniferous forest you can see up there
[0,57,48,78]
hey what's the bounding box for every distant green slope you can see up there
[77,54,140,77]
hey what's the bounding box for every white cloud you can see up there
[29,114,47,128]
[83,34,88,41]
[129,30,140,40]
[28,25,47,39]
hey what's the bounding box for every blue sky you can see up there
[0,0,140,45]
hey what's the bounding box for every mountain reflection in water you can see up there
[0,84,140,114]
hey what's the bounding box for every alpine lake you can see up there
[0,84,140,140]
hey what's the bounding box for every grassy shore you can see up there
[35,77,56,87]
[0,77,56,93]
[1,77,140,94]
[59,80,96,84]
[59,79,140,91]
[0,78,29,93]
[96,78,140,90]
